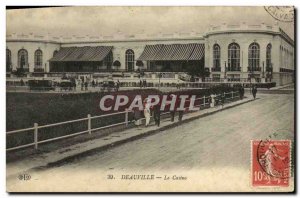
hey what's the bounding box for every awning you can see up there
[49,46,113,62]
[137,43,204,61]
[171,43,196,60]
[153,44,179,61]
[137,44,163,61]
[189,44,205,60]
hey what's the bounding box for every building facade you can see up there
[6,22,295,86]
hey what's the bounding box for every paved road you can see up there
[7,93,294,192]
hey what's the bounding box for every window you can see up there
[6,49,11,71]
[34,49,43,67]
[228,43,240,70]
[213,44,220,68]
[103,51,113,70]
[18,49,28,68]
[284,49,287,67]
[53,50,58,57]
[248,42,260,70]
[266,44,272,70]
[125,49,135,71]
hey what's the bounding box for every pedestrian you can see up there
[143,98,151,127]
[241,85,245,99]
[220,92,225,108]
[92,80,95,88]
[20,79,24,86]
[132,98,142,126]
[81,80,84,91]
[239,85,243,100]
[72,79,76,91]
[169,94,176,122]
[170,94,183,122]
[153,99,161,127]
[116,80,120,91]
[85,81,88,91]
[176,79,180,89]
[139,79,143,89]
[210,94,216,108]
[252,85,257,99]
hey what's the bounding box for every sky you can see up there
[6,6,294,39]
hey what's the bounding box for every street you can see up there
[7,93,294,192]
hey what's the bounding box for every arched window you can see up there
[125,49,135,71]
[213,44,220,69]
[266,44,272,70]
[6,49,11,71]
[248,43,260,70]
[34,49,43,67]
[18,49,28,69]
[228,43,240,71]
[53,50,58,57]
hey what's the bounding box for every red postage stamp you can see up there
[251,140,291,187]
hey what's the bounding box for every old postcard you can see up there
[6,6,295,192]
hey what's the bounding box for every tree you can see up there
[113,60,121,70]
[136,60,144,67]
[185,60,210,81]
[12,68,26,77]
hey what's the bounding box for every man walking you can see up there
[170,94,184,122]
[139,79,143,89]
[252,85,257,100]
[153,100,161,127]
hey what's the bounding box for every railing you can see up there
[34,68,45,73]
[227,67,241,72]
[16,68,30,73]
[6,80,277,93]
[211,67,221,72]
[6,91,240,152]
[49,69,188,73]
[266,67,273,72]
[247,67,262,72]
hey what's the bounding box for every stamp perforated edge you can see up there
[250,139,292,189]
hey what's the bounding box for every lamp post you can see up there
[270,63,273,82]
[262,61,265,78]
[224,61,227,80]
[158,72,162,90]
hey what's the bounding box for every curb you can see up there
[32,98,254,170]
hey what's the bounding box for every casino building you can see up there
[6,22,295,86]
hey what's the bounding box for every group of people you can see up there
[132,94,186,128]
[139,79,148,88]
[80,81,89,91]
[78,79,121,91]
[132,84,257,128]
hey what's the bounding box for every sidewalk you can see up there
[7,96,254,179]
[243,83,294,95]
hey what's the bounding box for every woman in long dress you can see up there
[144,98,151,127]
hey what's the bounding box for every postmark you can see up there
[264,6,294,22]
[251,140,291,187]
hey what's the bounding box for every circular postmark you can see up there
[264,6,294,22]
[257,140,290,179]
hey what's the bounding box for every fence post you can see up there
[88,114,91,134]
[203,95,206,106]
[125,109,128,127]
[231,91,234,100]
[34,123,38,150]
